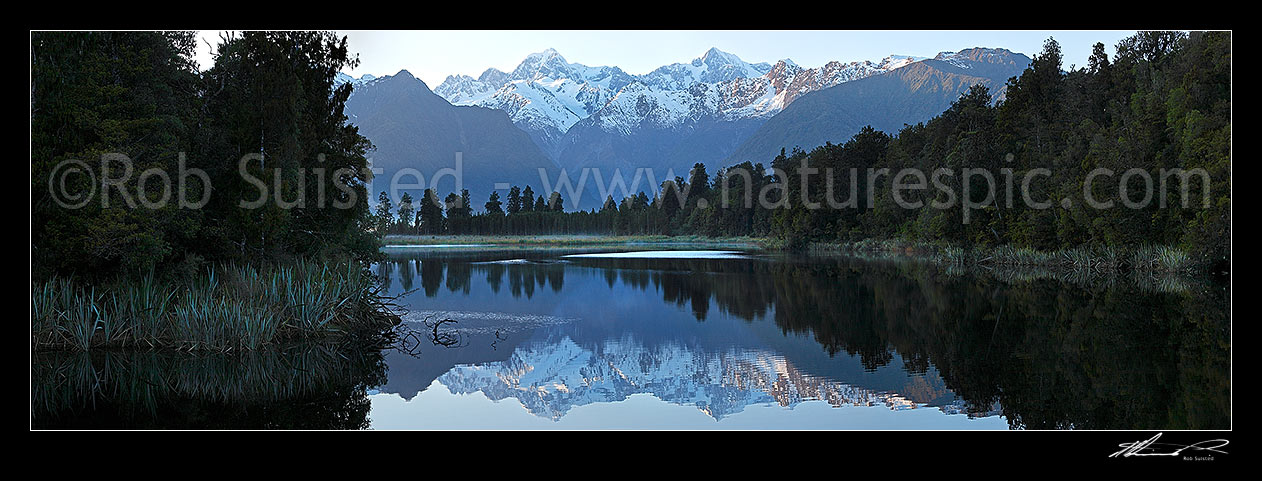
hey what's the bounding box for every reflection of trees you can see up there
[420,259,443,297]
[445,261,471,294]
[657,271,712,321]
[486,263,504,293]
[547,268,564,293]
[568,256,1231,429]
[398,259,415,292]
[523,267,535,298]
[32,344,387,429]
[383,256,568,301]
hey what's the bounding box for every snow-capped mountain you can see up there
[433,47,921,159]
[609,53,927,125]
[726,55,926,117]
[437,335,965,421]
[435,48,636,157]
[334,72,377,88]
[550,50,927,177]
[933,47,1021,69]
[726,47,1031,165]
[639,47,773,90]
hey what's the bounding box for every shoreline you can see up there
[383,234,1216,276]
[382,234,769,249]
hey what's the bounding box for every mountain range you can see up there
[438,335,956,421]
[339,47,1031,210]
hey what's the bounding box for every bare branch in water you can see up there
[426,318,464,348]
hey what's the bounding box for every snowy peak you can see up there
[434,74,495,104]
[644,47,770,90]
[693,47,744,69]
[932,47,1022,69]
[715,53,925,121]
[511,48,573,81]
[877,54,927,70]
[333,72,377,88]
[478,68,508,85]
[432,48,639,155]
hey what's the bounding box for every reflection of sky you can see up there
[368,384,1009,430]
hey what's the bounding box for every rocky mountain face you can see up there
[552,53,928,178]
[434,48,923,174]
[725,48,1031,165]
[434,48,636,159]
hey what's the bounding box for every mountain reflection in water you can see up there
[370,248,1230,430]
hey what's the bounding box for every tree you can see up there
[418,189,444,234]
[375,191,394,235]
[31,31,201,277]
[197,31,375,263]
[686,162,710,209]
[443,189,473,235]
[507,186,522,215]
[548,192,565,212]
[397,192,415,233]
[657,179,683,217]
[521,186,535,212]
[458,190,472,218]
[443,192,460,213]
[485,191,503,215]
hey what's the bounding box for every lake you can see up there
[31,245,1230,429]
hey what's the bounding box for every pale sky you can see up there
[194,30,1138,87]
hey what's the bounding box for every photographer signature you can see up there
[1110,433,1229,458]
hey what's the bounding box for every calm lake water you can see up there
[32,246,1230,429]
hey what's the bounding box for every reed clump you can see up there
[32,260,400,352]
